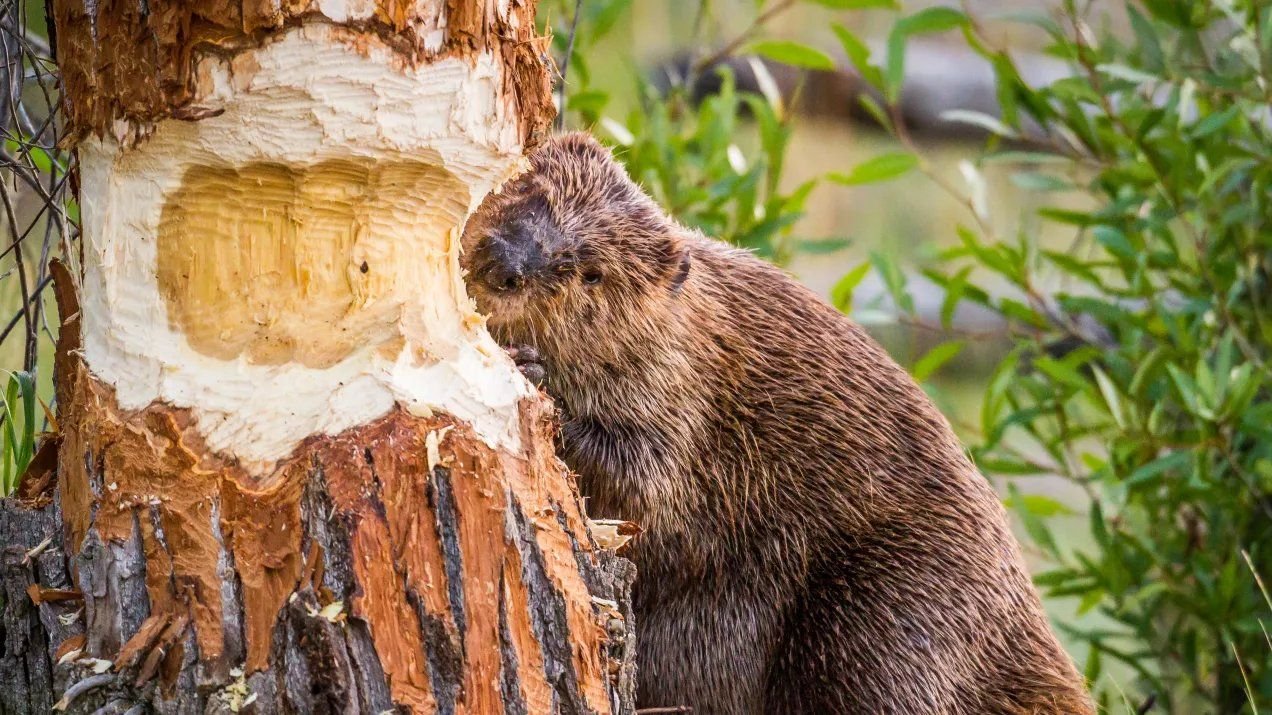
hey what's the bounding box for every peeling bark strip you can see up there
[0,0,638,712]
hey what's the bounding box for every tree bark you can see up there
[0,2,637,713]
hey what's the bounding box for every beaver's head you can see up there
[460,133,691,353]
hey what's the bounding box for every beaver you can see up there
[460,132,1092,714]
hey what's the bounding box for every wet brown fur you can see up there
[461,133,1093,714]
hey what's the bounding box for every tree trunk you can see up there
[0,2,637,713]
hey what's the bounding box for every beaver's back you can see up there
[620,235,1092,713]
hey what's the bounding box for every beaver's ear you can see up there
[661,240,691,293]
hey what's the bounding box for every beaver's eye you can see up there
[582,270,603,285]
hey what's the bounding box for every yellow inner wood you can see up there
[158,159,466,368]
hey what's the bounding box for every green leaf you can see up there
[782,178,820,214]
[0,371,36,495]
[587,0,633,39]
[998,298,1048,329]
[1010,172,1074,192]
[566,89,610,115]
[1166,363,1205,420]
[1008,493,1076,518]
[796,237,851,254]
[805,0,898,8]
[856,94,892,130]
[978,457,1049,475]
[1088,500,1109,549]
[988,53,1026,128]
[1,378,16,494]
[829,152,917,185]
[894,5,967,34]
[734,212,804,254]
[1008,483,1060,557]
[982,151,1073,165]
[1127,347,1165,397]
[1095,63,1160,84]
[1125,451,1190,487]
[830,262,871,313]
[1034,568,1087,589]
[16,372,34,471]
[831,23,884,88]
[884,30,906,100]
[884,7,967,100]
[746,40,836,71]
[4,139,54,174]
[1077,589,1105,616]
[1092,226,1135,260]
[870,251,914,313]
[1034,356,1090,390]
[1042,251,1102,284]
[1036,207,1095,226]
[939,109,1018,138]
[938,266,973,328]
[980,350,1021,444]
[1089,365,1126,428]
[1127,5,1165,71]
[912,340,966,382]
[1188,105,1240,139]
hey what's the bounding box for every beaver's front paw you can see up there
[506,344,547,387]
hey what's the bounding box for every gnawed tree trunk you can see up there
[0,2,637,713]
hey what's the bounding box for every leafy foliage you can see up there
[831,0,1272,710]
[0,370,38,495]
[542,0,833,265]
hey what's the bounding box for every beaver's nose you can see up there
[479,233,546,293]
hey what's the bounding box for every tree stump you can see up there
[0,1,637,712]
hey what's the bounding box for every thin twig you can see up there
[0,152,59,199]
[680,0,714,93]
[691,0,796,75]
[0,272,52,345]
[0,0,68,390]
[0,166,70,262]
[554,0,585,132]
[895,314,1010,341]
[0,178,34,370]
[54,673,115,710]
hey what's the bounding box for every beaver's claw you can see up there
[506,344,547,387]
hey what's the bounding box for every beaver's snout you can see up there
[475,231,550,293]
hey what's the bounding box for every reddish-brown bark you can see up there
[52,0,554,145]
[0,264,636,713]
[0,1,637,712]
